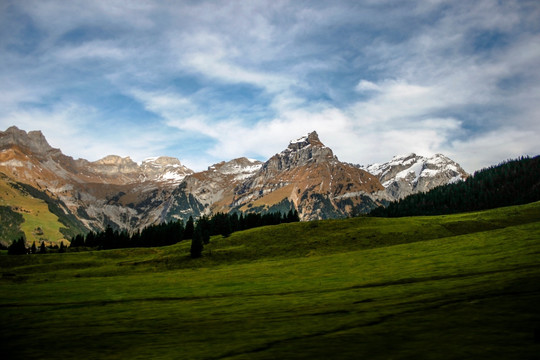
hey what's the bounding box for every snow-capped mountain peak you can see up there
[140,156,193,183]
[360,153,468,200]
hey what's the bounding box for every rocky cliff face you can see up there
[140,156,193,184]
[0,127,196,234]
[175,157,263,215]
[360,153,468,200]
[0,126,55,156]
[233,131,384,220]
[1,126,469,244]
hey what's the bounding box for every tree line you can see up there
[6,209,300,256]
[7,237,66,255]
[369,156,540,217]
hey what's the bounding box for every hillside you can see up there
[0,174,86,246]
[232,131,384,220]
[370,156,540,217]
[1,126,469,244]
[360,153,468,200]
[1,202,539,359]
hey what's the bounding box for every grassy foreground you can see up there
[1,203,540,359]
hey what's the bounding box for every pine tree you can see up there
[8,237,27,255]
[190,226,204,258]
[197,216,211,244]
[31,241,37,254]
[212,213,232,237]
[39,241,47,254]
[184,216,194,240]
[59,241,66,253]
[85,231,96,247]
[70,234,85,247]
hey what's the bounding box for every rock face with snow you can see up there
[233,131,384,220]
[1,126,470,244]
[361,153,468,200]
[140,156,193,184]
[176,157,263,215]
[0,126,198,233]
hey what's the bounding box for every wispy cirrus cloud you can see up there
[1,0,539,172]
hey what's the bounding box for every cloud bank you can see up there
[1,0,539,172]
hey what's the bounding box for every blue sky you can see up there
[1,0,539,172]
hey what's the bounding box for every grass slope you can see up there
[0,175,66,246]
[1,202,540,359]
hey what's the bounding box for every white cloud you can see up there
[449,127,538,172]
[2,0,540,173]
[0,103,95,156]
[355,80,381,92]
[55,40,129,61]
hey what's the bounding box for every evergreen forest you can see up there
[370,156,540,217]
[68,209,300,254]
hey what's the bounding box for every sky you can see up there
[1,0,539,172]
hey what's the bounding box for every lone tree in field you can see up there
[190,226,204,258]
[184,216,195,240]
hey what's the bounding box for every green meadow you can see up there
[1,202,540,359]
[0,177,66,244]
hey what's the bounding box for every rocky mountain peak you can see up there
[360,153,468,200]
[213,157,263,180]
[220,157,262,173]
[287,131,324,151]
[267,131,335,171]
[90,155,140,177]
[0,126,55,155]
[148,156,183,166]
[140,156,193,183]
[94,155,137,166]
[201,158,262,181]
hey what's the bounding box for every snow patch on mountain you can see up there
[360,153,468,200]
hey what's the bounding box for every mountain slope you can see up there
[1,126,471,243]
[370,155,540,217]
[0,173,85,246]
[360,153,468,200]
[0,126,197,235]
[233,132,384,220]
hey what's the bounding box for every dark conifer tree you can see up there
[211,212,232,237]
[229,213,240,232]
[39,241,47,254]
[85,231,96,247]
[196,216,211,244]
[190,226,204,258]
[8,237,27,255]
[70,234,85,247]
[31,241,37,254]
[184,216,195,240]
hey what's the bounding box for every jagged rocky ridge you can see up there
[232,132,384,220]
[0,126,468,243]
[360,153,468,200]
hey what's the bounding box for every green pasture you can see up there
[1,202,540,359]
[0,178,66,245]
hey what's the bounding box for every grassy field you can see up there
[1,202,540,359]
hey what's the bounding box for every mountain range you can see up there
[0,126,467,245]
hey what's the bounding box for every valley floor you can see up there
[1,203,540,359]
